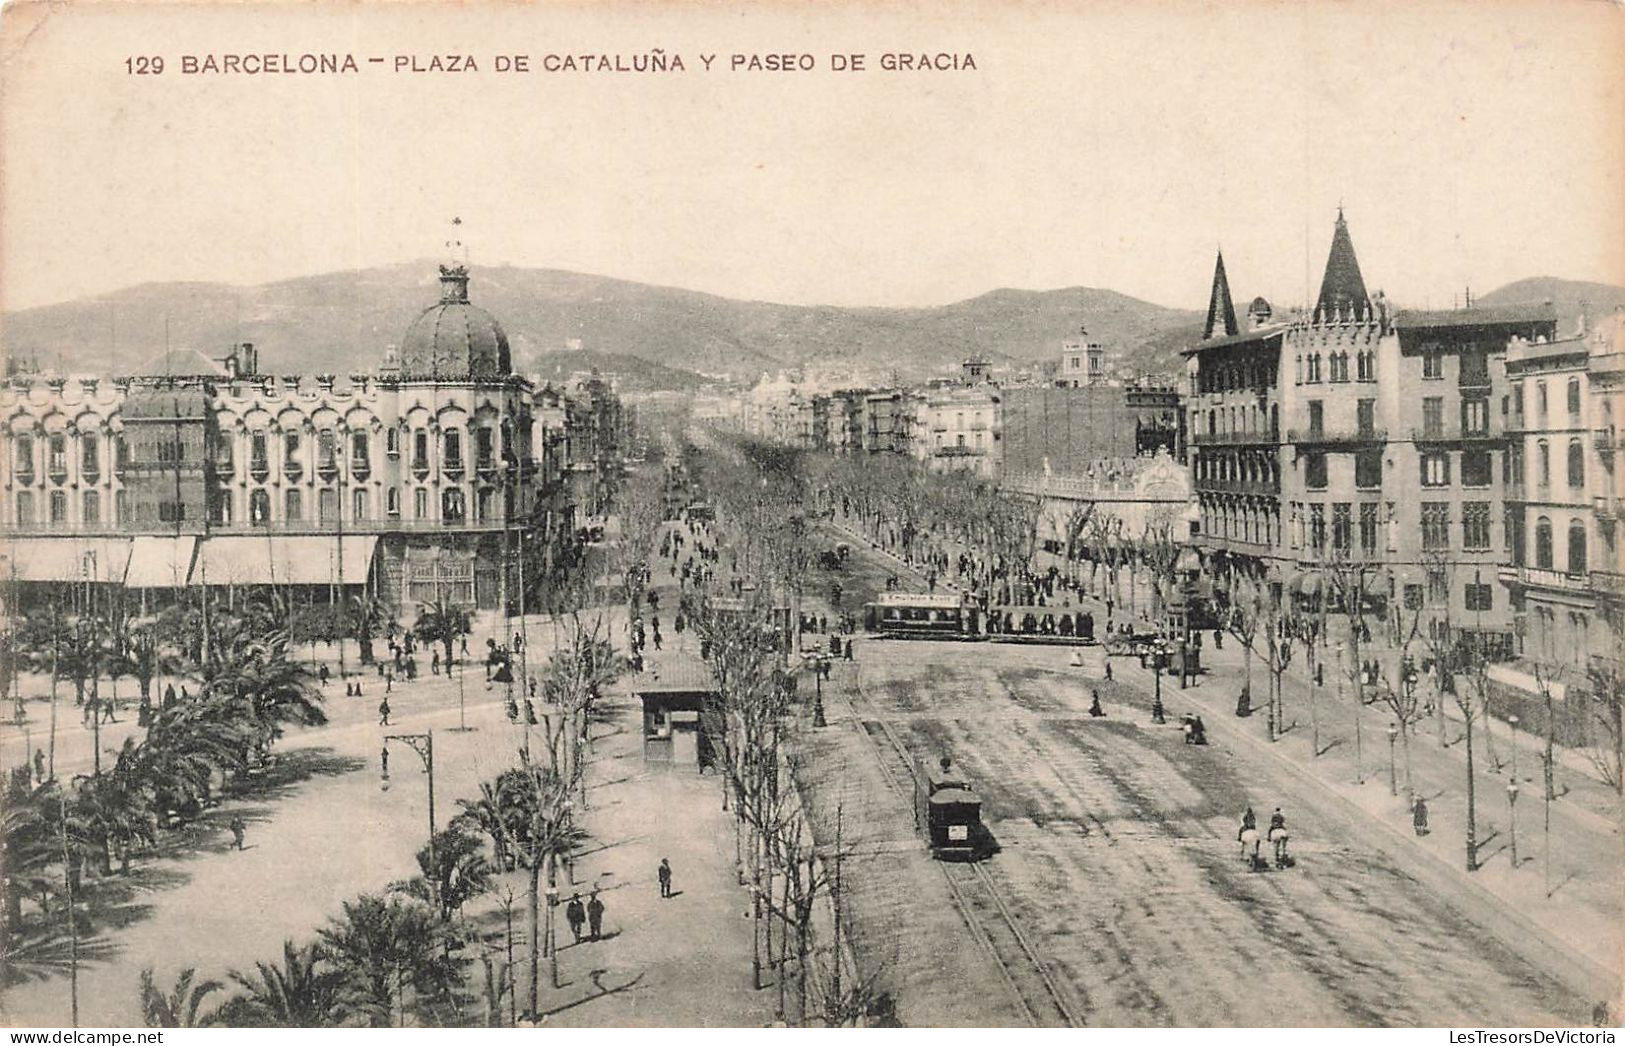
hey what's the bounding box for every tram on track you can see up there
[917,757,988,861]
[865,592,976,638]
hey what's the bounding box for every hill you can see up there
[0,262,1201,385]
[1474,277,1625,332]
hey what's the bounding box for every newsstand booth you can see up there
[635,658,719,772]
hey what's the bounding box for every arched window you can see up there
[1568,520,1587,575]
[1208,409,1216,435]
[1537,440,1550,486]
[353,488,368,521]
[1534,516,1553,569]
[1567,439,1585,488]
[1567,378,1581,416]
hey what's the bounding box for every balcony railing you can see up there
[1285,427,1387,446]
[1595,495,1624,520]
[1190,429,1280,446]
[1504,565,1592,592]
[1411,425,1502,443]
[1595,428,1620,453]
[1194,476,1280,496]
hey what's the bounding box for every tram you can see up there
[917,756,986,861]
[865,592,976,638]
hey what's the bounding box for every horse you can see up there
[1238,827,1262,868]
[1269,825,1291,867]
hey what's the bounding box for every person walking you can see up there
[658,857,673,899]
[33,748,45,784]
[319,664,330,687]
[566,893,586,944]
[1089,690,1106,717]
[587,890,605,940]
[229,815,246,850]
[432,649,441,676]
[378,697,392,726]
[1412,796,1429,836]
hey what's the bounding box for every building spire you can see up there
[1204,249,1239,340]
[1313,207,1372,324]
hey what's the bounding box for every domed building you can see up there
[398,265,512,381]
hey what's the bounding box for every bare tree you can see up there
[1582,660,1623,794]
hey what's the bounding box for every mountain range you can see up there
[2,262,1618,392]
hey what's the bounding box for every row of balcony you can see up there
[1190,429,1280,446]
[1193,476,1281,496]
[1411,425,1503,443]
[1284,427,1386,446]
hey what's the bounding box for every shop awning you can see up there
[125,536,198,588]
[195,534,378,586]
[0,537,133,583]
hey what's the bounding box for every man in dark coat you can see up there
[658,857,673,899]
[566,893,586,943]
[586,891,605,940]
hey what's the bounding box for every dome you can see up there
[398,265,511,380]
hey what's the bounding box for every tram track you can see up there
[852,689,1082,1027]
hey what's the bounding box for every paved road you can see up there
[849,639,1593,1026]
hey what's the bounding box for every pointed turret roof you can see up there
[1313,208,1372,324]
[1203,250,1239,340]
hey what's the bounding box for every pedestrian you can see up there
[229,815,246,850]
[33,748,45,783]
[101,696,117,723]
[1089,690,1106,717]
[432,650,440,675]
[163,683,177,708]
[319,664,330,687]
[460,635,469,657]
[658,857,673,898]
[567,893,586,943]
[587,890,604,940]
[378,697,392,726]
[1412,796,1429,836]
[1315,664,1324,688]
[385,668,394,693]
[1105,662,1113,682]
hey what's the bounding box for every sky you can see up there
[1,0,1622,317]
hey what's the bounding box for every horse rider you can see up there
[1269,808,1286,834]
[1238,806,1256,841]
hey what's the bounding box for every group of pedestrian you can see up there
[564,889,607,944]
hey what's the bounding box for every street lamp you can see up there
[382,731,437,901]
[1507,713,1520,781]
[1151,641,1167,724]
[1386,721,1399,796]
[1507,780,1520,869]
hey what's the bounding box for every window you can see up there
[81,435,99,474]
[1536,381,1548,420]
[1306,354,1322,383]
[49,490,67,524]
[1422,397,1444,438]
[444,430,463,470]
[414,488,428,520]
[1463,502,1492,549]
[248,433,268,475]
[1354,449,1382,488]
[1513,383,1525,421]
[1356,399,1376,437]
[1330,352,1349,383]
[1567,440,1585,488]
[114,490,125,523]
[284,432,301,468]
[1309,504,1326,551]
[1421,502,1451,549]
[442,488,466,522]
[476,427,495,469]
[115,437,128,472]
[477,488,493,521]
[318,430,337,470]
[285,488,302,522]
[1359,502,1379,554]
[1404,584,1424,610]
[14,434,34,477]
[353,489,368,521]
[1357,350,1375,382]
[250,489,270,525]
[319,489,338,523]
[83,490,100,524]
[1567,378,1582,417]
[1462,397,1489,436]
[1332,503,1351,551]
[1427,571,1449,605]
[1294,354,1303,385]
[47,435,66,475]
[1506,444,1524,486]
[1459,349,1489,387]
[1537,441,1550,486]
[1305,452,1328,489]
[15,490,32,526]
[387,427,400,456]
[1307,400,1324,436]
[351,432,370,469]
[1465,583,1493,613]
[1568,521,1587,575]
[387,488,401,516]
[1421,452,1451,487]
[158,500,185,523]
[1534,516,1553,569]
[1462,449,1492,487]
[1422,349,1444,380]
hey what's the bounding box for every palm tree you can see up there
[224,940,342,1028]
[70,741,157,874]
[139,966,224,1027]
[414,601,471,672]
[320,894,463,1027]
[455,780,512,872]
[348,595,386,666]
[394,824,491,922]
[2,781,58,934]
